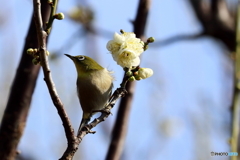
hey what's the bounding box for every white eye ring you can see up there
[78,56,85,61]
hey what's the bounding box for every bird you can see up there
[65,54,114,134]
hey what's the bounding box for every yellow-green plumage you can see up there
[65,54,113,134]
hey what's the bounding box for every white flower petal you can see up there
[117,55,140,68]
[123,32,136,39]
[106,40,114,51]
[131,57,140,66]
[113,32,125,43]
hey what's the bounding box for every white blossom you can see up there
[107,32,144,68]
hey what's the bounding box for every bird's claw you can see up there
[82,125,96,134]
[92,109,112,115]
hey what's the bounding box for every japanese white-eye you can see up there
[65,54,113,134]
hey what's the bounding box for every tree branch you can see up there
[33,0,75,154]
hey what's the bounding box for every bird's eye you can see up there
[78,56,85,61]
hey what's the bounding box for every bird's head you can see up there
[65,54,104,75]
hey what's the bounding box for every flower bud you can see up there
[27,48,34,55]
[147,37,155,43]
[33,48,38,53]
[126,71,133,77]
[134,75,142,81]
[138,68,153,79]
[128,76,136,81]
[54,13,65,20]
[46,50,50,56]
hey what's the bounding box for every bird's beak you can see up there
[64,54,75,60]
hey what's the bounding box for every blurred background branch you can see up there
[188,0,235,51]
[0,1,50,160]
[152,0,236,52]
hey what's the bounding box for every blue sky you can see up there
[0,0,233,160]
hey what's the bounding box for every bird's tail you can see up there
[77,113,90,135]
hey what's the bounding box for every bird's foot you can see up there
[92,108,112,115]
[81,125,96,134]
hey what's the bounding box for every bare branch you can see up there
[33,0,75,151]
[153,32,204,47]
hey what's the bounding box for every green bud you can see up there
[147,37,155,43]
[126,71,132,77]
[134,75,142,81]
[32,58,39,65]
[54,13,65,20]
[27,48,34,55]
[33,48,38,53]
[46,50,50,56]
[128,76,136,81]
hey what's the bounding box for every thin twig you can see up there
[45,0,58,34]
[152,32,205,47]
[33,0,75,148]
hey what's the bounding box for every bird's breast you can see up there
[76,69,113,113]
